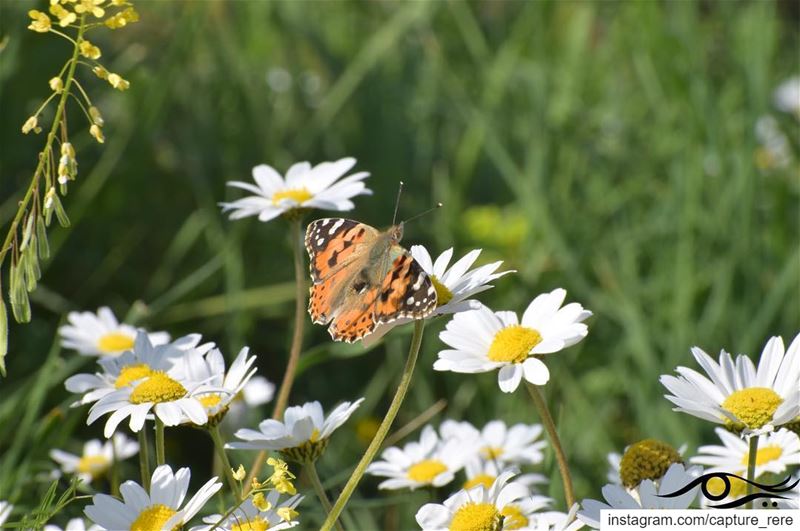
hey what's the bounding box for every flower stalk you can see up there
[525,382,575,508]
[320,320,426,531]
[305,463,344,531]
[137,428,150,491]
[745,434,759,509]
[245,217,307,490]
[209,425,240,499]
[154,417,166,466]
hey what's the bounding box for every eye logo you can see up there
[658,472,798,509]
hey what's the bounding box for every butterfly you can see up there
[305,218,437,342]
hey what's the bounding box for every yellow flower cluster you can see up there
[266,457,297,495]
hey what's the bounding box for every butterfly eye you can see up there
[352,280,368,294]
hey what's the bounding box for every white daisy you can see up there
[65,332,212,407]
[415,470,532,530]
[84,464,221,530]
[86,343,220,436]
[366,425,471,490]
[59,307,169,357]
[606,443,688,486]
[364,246,514,346]
[435,289,591,392]
[49,434,139,485]
[439,419,547,470]
[44,518,102,531]
[660,332,800,434]
[228,398,363,463]
[0,502,12,526]
[774,76,800,117]
[577,464,700,529]
[182,346,258,422]
[529,505,586,531]
[220,158,371,222]
[190,493,303,531]
[463,459,547,493]
[691,427,800,479]
[777,474,799,509]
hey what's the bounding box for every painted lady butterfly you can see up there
[305,218,437,342]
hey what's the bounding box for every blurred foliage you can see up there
[1,0,798,528]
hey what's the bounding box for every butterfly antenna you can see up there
[391,181,404,226]
[403,202,443,225]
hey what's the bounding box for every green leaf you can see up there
[0,296,7,377]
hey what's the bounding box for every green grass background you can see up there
[1,0,798,528]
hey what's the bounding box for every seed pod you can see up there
[36,217,50,259]
[0,295,7,376]
[52,193,71,227]
[19,215,34,252]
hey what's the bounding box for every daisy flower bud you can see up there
[90,124,105,144]
[49,76,63,93]
[21,116,39,134]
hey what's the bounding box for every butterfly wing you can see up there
[305,218,378,324]
[327,248,437,342]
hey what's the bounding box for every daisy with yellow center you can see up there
[691,427,800,484]
[84,465,221,531]
[220,158,371,223]
[660,332,800,434]
[65,332,211,407]
[59,306,169,357]
[366,425,469,490]
[464,459,548,494]
[50,434,138,485]
[415,470,533,531]
[435,289,591,393]
[228,399,363,463]
[578,463,700,529]
[193,493,303,531]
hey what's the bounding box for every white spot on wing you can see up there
[329,219,345,235]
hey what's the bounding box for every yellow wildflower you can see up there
[89,106,104,126]
[232,464,246,481]
[252,492,272,512]
[74,0,105,18]
[111,0,127,5]
[121,7,139,22]
[92,65,109,79]
[49,77,64,92]
[107,73,130,91]
[105,8,138,29]
[79,39,101,60]
[49,3,77,26]
[277,507,299,523]
[22,116,39,134]
[89,124,105,143]
[28,10,52,32]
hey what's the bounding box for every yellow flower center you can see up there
[115,364,153,388]
[199,394,222,409]
[500,505,529,530]
[721,387,783,431]
[76,455,110,478]
[619,439,682,488]
[464,473,495,490]
[741,445,783,467]
[707,475,748,500]
[231,517,269,531]
[487,325,542,363]
[97,332,135,354]
[129,372,187,404]
[431,275,453,306]
[480,446,504,460]
[131,504,178,531]
[449,502,502,531]
[272,188,312,206]
[407,459,448,483]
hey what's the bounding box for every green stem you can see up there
[525,382,575,509]
[110,435,120,497]
[305,463,344,531]
[154,417,165,466]
[321,320,426,531]
[137,428,150,491]
[0,15,85,265]
[210,425,240,498]
[746,434,759,509]
[245,216,307,491]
